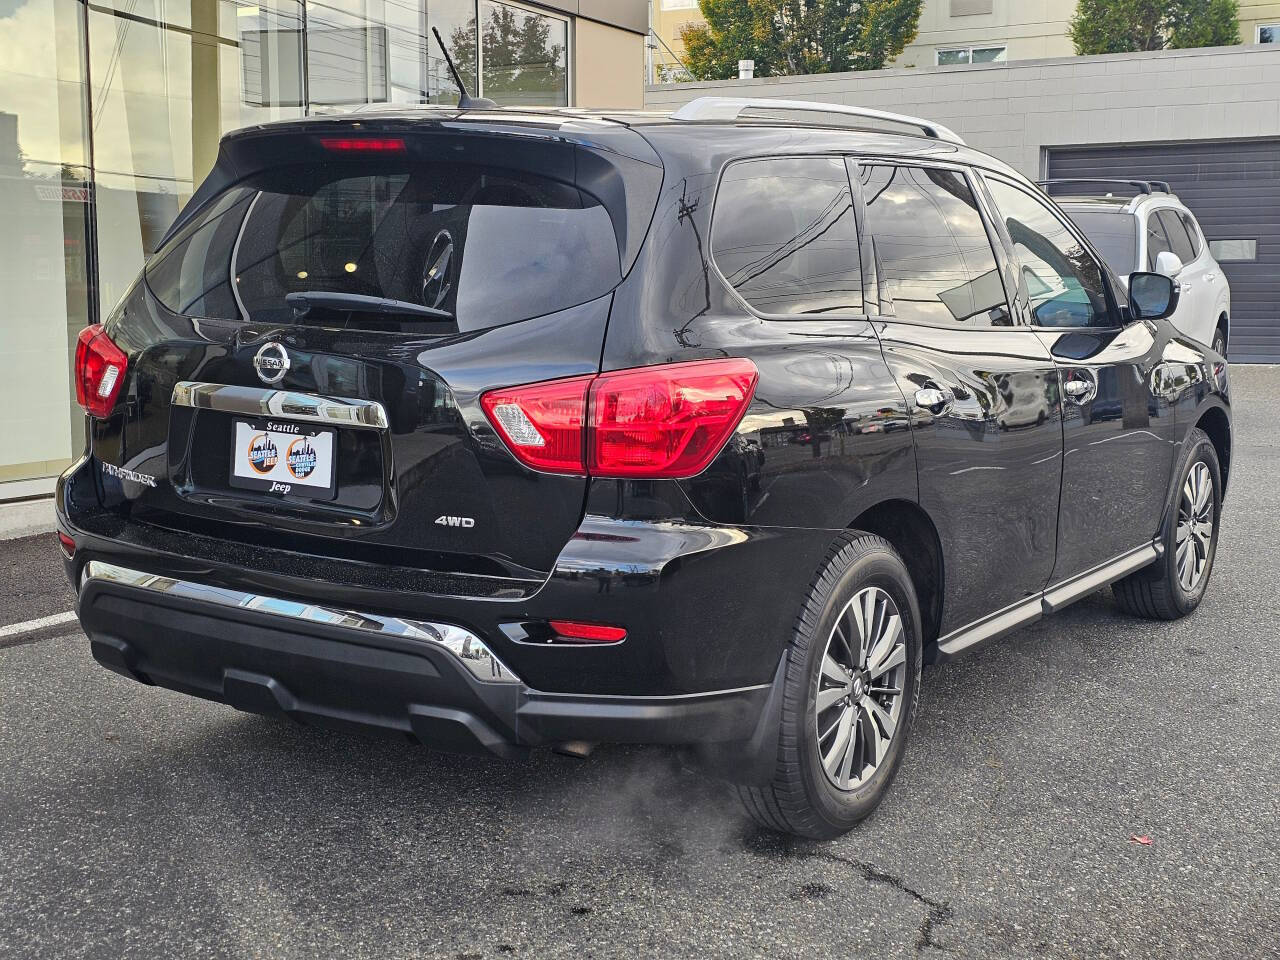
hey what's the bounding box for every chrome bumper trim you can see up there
[81,561,522,685]
[171,381,389,430]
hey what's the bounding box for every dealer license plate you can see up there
[229,419,336,498]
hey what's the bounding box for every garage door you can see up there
[1047,140,1280,362]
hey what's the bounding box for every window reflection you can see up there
[860,164,1006,327]
[1,0,578,488]
[0,0,92,486]
[477,0,568,106]
[712,157,862,317]
[985,178,1112,328]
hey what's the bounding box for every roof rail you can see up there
[670,97,966,145]
[1038,178,1173,196]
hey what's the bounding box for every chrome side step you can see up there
[935,541,1161,660]
[1041,542,1160,614]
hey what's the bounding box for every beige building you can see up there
[650,0,1280,81]
[649,0,702,80]
[893,0,1075,68]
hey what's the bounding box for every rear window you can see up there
[145,162,621,332]
[1065,209,1138,275]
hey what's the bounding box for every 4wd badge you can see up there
[435,515,475,528]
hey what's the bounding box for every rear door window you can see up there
[1145,214,1174,270]
[1157,209,1196,263]
[1176,212,1203,258]
[711,157,862,317]
[858,164,1008,327]
[146,162,622,331]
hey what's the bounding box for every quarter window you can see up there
[984,178,1113,328]
[859,164,1008,327]
[712,157,862,316]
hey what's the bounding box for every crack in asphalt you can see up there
[820,852,954,954]
[743,830,954,953]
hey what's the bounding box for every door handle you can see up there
[1204,272,1217,282]
[914,386,954,412]
[1063,374,1096,404]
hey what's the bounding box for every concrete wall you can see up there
[645,44,1280,177]
[576,19,645,107]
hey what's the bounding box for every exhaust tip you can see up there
[552,740,596,759]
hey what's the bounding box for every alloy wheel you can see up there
[1176,461,1215,593]
[814,586,907,791]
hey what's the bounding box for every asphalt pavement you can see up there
[1,369,1277,959]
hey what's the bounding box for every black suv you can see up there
[57,99,1231,838]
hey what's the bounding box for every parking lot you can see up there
[1,368,1277,960]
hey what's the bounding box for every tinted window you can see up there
[712,157,862,316]
[859,164,1007,327]
[147,162,621,332]
[985,178,1113,328]
[1064,209,1138,275]
[1157,210,1195,263]
[1177,212,1202,258]
[145,187,255,320]
[1145,214,1173,270]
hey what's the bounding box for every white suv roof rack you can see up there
[670,97,966,145]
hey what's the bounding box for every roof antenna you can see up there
[431,27,497,110]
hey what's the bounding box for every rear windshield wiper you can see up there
[286,291,453,322]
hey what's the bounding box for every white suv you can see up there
[1044,179,1231,356]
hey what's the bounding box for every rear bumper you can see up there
[76,561,776,758]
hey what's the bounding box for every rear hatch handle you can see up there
[172,381,389,430]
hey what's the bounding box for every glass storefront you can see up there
[0,0,576,492]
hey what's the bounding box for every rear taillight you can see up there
[479,359,758,480]
[74,324,128,419]
[589,359,759,478]
[480,375,593,475]
[57,532,76,559]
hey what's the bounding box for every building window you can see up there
[477,0,570,106]
[661,0,698,9]
[936,45,1007,66]
[950,0,993,15]
[1258,24,1280,43]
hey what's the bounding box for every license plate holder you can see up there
[229,418,337,499]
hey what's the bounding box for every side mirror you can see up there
[1154,250,1184,278]
[1128,271,1179,321]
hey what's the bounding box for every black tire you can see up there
[1113,428,1221,620]
[1212,327,1227,359]
[735,532,923,839]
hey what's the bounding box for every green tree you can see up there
[1068,0,1240,55]
[679,0,923,80]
